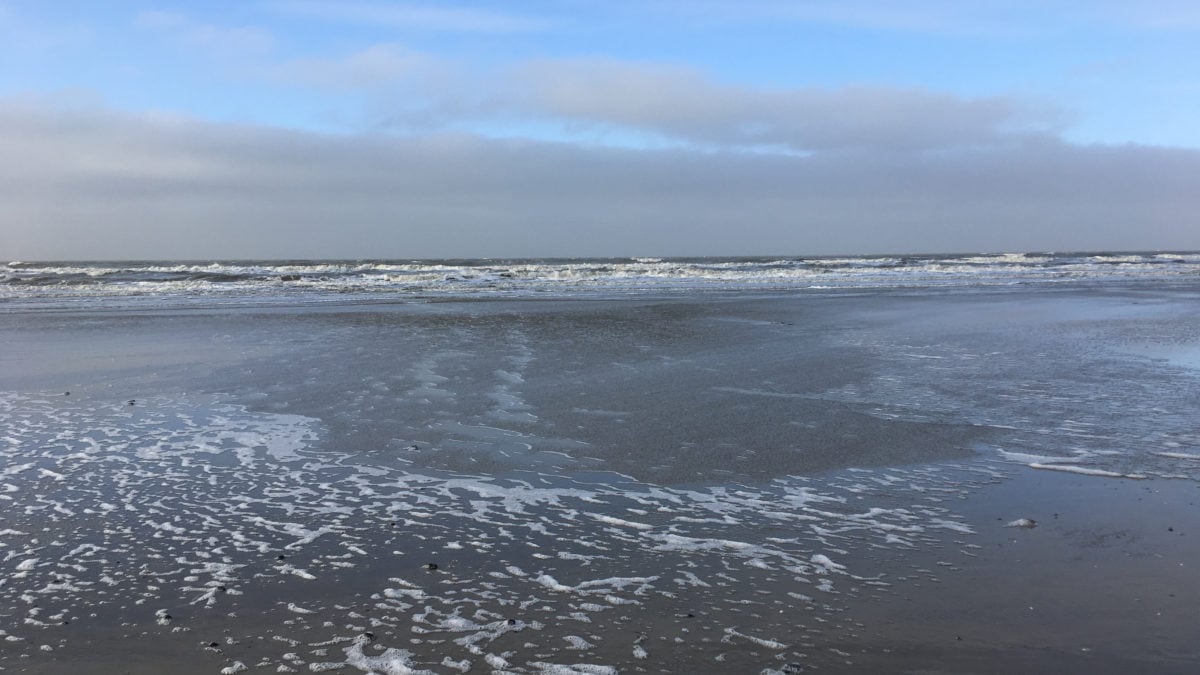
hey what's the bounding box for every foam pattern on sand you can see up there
[0,392,1008,673]
[799,309,1200,482]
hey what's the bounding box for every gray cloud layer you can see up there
[1,101,1197,259]
[255,48,1066,154]
[508,59,1061,153]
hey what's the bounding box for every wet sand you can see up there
[829,469,1200,673]
[1,288,1199,673]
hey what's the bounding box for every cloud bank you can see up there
[1,97,1196,260]
[255,48,1066,154]
[507,59,1061,153]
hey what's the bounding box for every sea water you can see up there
[1,254,1199,672]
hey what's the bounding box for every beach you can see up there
[2,264,1199,673]
[7,0,1200,668]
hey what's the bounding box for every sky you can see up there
[1,0,1198,259]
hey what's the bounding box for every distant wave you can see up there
[3,252,1199,303]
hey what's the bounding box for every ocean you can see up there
[4,253,1200,307]
[1,253,1198,673]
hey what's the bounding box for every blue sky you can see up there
[1,1,1198,258]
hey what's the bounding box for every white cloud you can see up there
[1084,0,1200,31]
[646,0,1045,37]
[0,3,93,52]
[649,0,1200,36]
[268,0,553,33]
[263,43,444,91]
[135,10,275,54]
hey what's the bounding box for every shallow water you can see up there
[1,286,1199,672]
[0,391,1009,673]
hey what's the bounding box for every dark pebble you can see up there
[507,619,517,626]
[209,642,220,648]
